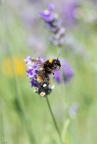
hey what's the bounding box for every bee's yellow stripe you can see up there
[49,59,53,63]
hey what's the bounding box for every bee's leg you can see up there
[46,67,52,73]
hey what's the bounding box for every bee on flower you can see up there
[24,56,61,97]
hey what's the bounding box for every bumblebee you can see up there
[31,58,61,96]
[42,58,61,74]
[32,58,61,84]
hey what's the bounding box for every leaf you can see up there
[61,119,70,143]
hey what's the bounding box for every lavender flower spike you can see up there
[40,4,65,47]
[54,59,74,84]
[24,56,44,81]
[40,4,55,22]
[62,60,74,84]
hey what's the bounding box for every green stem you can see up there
[46,96,63,144]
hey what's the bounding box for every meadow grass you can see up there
[0,0,97,144]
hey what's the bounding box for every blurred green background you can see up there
[0,0,97,144]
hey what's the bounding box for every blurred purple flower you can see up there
[93,0,97,5]
[68,102,79,118]
[61,0,80,26]
[54,70,61,83]
[54,60,74,84]
[62,60,74,83]
[48,4,55,11]
[40,4,55,22]
[40,4,65,47]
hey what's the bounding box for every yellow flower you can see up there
[2,57,26,77]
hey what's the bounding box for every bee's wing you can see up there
[31,59,45,67]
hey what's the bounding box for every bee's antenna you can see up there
[57,54,60,60]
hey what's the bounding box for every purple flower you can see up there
[36,56,44,63]
[40,4,65,47]
[93,0,97,5]
[40,10,54,22]
[54,59,74,84]
[30,80,39,87]
[61,0,79,26]
[26,69,37,79]
[24,56,44,80]
[40,4,55,22]
[24,56,31,63]
[54,70,61,83]
[68,102,79,118]
[62,60,74,83]
[24,56,34,69]
[48,4,55,11]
